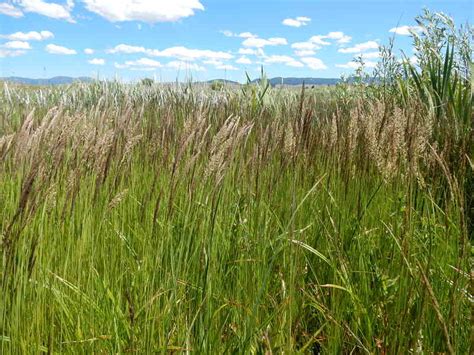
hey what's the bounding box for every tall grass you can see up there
[1,10,472,353]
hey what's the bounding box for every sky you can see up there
[0,0,471,82]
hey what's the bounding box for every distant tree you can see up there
[141,78,154,86]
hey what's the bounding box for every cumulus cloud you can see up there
[264,55,304,67]
[236,56,251,64]
[220,30,233,37]
[309,35,331,46]
[325,31,352,44]
[166,60,205,71]
[88,58,105,65]
[291,41,320,56]
[2,41,31,49]
[359,51,380,59]
[242,36,287,48]
[1,30,53,41]
[313,31,351,45]
[336,60,377,69]
[17,0,75,22]
[294,49,316,57]
[389,25,422,36]
[45,43,76,55]
[220,30,256,38]
[115,57,162,70]
[216,63,238,70]
[291,31,351,56]
[237,32,255,38]
[0,3,24,17]
[202,58,220,65]
[84,48,94,54]
[291,41,321,51]
[282,16,311,27]
[338,41,378,53]
[301,57,327,70]
[203,59,238,71]
[108,44,233,61]
[83,0,204,23]
[107,44,146,54]
[238,48,264,56]
[0,49,26,57]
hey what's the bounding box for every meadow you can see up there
[1,11,472,353]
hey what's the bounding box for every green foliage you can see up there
[241,66,271,114]
[210,80,224,91]
[140,78,154,86]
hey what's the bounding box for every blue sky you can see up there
[0,0,471,82]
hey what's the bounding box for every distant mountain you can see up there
[252,77,341,87]
[1,76,93,85]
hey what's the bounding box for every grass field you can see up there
[1,10,472,354]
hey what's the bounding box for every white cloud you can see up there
[45,43,76,55]
[309,35,331,46]
[221,30,233,37]
[242,36,287,48]
[220,30,256,38]
[291,41,320,51]
[238,48,264,56]
[238,32,255,38]
[108,44,146,54]
[0,49,26,57]
[291,41,320,56]
[18,0,75,22]
[1,30,53,41]
[294,32,351,50]
[301,57,327,70]
[389,25,422,36]
[108,44,233,61]
[115,57,162,70]
[88,58,105,65]
[0,3,24,17]
[202,58,221,66]
[84,48,94,54]
[338,41,378,53]
[166,60,205,71]
[359,51,380,59]
[264,55,304,67]
[130,57,161,67]
[2,41,31,49]
[294,49,315,57]
[236,56,251,64]
[216,64,238,70]
[282,16,311,27]
[203,59,238,71]
[83,0,204,23]
[325,31,352,44]
[336,60,377,69]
